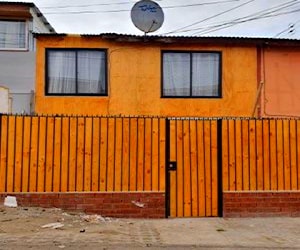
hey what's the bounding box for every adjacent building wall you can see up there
[0,3,54,114]
[261,47,300,117]
[0,52,35,113]
[35,35,258,117]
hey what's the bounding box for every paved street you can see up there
[1,205,300,249]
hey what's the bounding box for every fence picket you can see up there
[22,117,31,192]
[7,116,16,192]
[68,117,77,191]
[37,116,46,192]
[91,117,100,191]
[14,116,23,192]
[122,118,130,191]
[129,118,137,191]
[256,120,264,190]
[289,120,297,190]
[0,116,8,192]
[263,120,271,190]
[283,120,291,190]
[211,120,218,217]
[276,120,284,190]
[197,121,206,217]
[29,117,38,192]
[53,117,62,192]
[190,120,198,217]
[99,118,108,191]
[235,120,242,191]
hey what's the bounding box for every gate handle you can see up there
[168,161,177,171]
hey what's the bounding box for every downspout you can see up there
[252,44,265,117]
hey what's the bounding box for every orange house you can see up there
[34,34,300,118]
[34,34,264,117]
[1,34,300,218]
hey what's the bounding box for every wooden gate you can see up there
[166,118,221,217]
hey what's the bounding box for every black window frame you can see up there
[45,48,108,96]
[161,50,222,98]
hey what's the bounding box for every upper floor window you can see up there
[162,51,222,98]
[0,20,26,49]
[46,49,107,96]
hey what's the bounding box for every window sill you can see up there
[0,48,29,52]
[45,94,108,97]
[161,96,222,99]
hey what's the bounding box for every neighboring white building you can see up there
[0,2,55,113]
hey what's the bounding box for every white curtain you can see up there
[77,51,105,94]
[192,53,219,96]
[163,53,190,96]
[163,52,220,97]
[48,51,76,93]
[47,50,106,94]
[0,20,26,48]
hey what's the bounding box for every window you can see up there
[46,49,107,96]
[162,51,222,98]
[0,20,26,49]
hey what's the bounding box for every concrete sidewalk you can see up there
[1,206,300,249]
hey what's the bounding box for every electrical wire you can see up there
[163,0,254,35]
[40,1,152,9]
[192,3,300,35]
[192,8,300,36]
[274,19,300,37]
[166,0,300,35]
[41,0,241,15]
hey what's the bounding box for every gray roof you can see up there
[0,1,55,33]
[34,32,300,46]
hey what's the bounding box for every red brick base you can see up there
[223,191,300,217]
[0,192,165,218]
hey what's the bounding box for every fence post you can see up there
[217,119,223,217]
[165,118,170,218]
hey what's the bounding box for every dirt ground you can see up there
[0,205,153,250]
[1,204,300,250]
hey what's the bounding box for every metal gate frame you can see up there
[165,118,223,218]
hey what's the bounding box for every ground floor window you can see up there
[162,51,222,98]
[46,49,107,96]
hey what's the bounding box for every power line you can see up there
[41,0,241,15]
[274,19,300,37]
[40,1,150,9]
[193,7,300,36]
[163,0,241,9]
[274,24,295,37]
[163,0,254,35]
[167,0,300,35]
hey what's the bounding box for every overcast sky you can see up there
[2,0,300,38]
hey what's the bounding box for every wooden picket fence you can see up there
[222,119,300,191]
[0,115,166,193]
[0,114,300,217]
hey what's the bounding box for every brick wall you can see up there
[223,191,300,217]
[0,192,165,218]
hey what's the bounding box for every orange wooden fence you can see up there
[1,114,300,217]
[222,119,300,191]
[0,115,166,193]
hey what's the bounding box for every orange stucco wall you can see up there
[35,35,258,117]
[262,47,300,117]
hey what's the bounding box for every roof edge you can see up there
[34,33,300,46]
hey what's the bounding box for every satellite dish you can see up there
[131,0,164,34]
